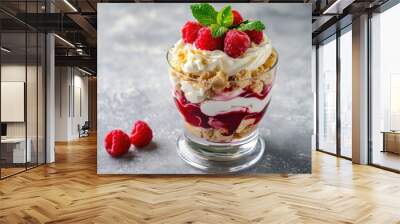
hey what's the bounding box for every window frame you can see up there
[315,24,353,161]
[368,0,400,173]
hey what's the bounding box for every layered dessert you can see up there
[168,4,278,143]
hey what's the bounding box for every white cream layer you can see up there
[170,34,273,77]
[180,81,205,103]
[200,94,271,116]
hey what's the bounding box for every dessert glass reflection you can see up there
[168,4,278,172]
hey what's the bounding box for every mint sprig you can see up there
[237,20,265,32]
[190,3,232,38]
[190,4,266,38]
[210,24,228,38]
[216,5,233,27]
[190,3,218,26]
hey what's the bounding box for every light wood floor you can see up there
[1,135,400,224]
[0,167,26,178]
[373,150,400,171]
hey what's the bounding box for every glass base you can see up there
[176,131,265,173]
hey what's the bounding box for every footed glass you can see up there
[167,48,278,173]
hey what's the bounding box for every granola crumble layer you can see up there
[169,49,277,101]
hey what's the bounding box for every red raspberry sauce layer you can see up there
[173,85,272,136]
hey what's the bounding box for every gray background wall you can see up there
[97,3,313,174]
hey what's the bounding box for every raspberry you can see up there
[223,30,250,58]
[232,10,243,26]
[181,21,203,44]
[195,27,224,51]
[130,120,153,148]
[104,129,130,157]
[245,30,264,44]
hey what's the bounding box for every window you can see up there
[316,25,353,159]
[390,74,400,130]
[340,28,352,158]
[317,36,337,154]
[371,3,400,171]
[0,2,47,179]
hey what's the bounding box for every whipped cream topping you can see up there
[170,34,273,77]
[200,93,271,116]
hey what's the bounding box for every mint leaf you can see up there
[190,3,218,26]
[210,24,228,38]
[216,5,233,27]
[238,20,265,32]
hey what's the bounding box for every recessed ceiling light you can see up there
[78,67,93,76]
[322,0,354,15]
[54,34,75,48]
[1,47,11,53]
[63,0,78,12]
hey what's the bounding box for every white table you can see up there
[1,138,31,163]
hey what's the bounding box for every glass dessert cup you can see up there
[167,49,278,173]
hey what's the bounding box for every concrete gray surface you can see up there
[97,3,313,174]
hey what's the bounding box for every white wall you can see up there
[55,66,69,141]
[1,82,25,122]
[54,67,89,141]
[1,63,46,164]
[73,72,89,137]
[1,65,26,135]
[1,65,41,137]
